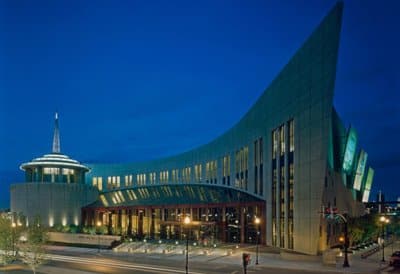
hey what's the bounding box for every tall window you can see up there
[206,160,217,184]
[280,125,285,155]
[288,163,294,249]
[273,130,278,159]
[182,167,191,183]
[194,164,202,183]
[149,172,156,184]
[43,167,60,183]
[223,155,231,185]
[280,160,286,247]
[159,170,169,183]
[287,119,295,249]
[254,138,263,195]
[137,174,146,185]
[92,177,103,191]
[272,168,277,246]
[289,120,294,152]
[235,146,248,190]
[125,175,133,187]
[171,169,179,183]
[107,176,120,189]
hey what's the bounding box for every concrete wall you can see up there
[48,232,120,246]
[10,183,98,227]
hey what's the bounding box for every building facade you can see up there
[11,2,373,255]
[11,114,98,227]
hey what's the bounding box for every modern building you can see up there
[11,2,374,255]
[10,114,98,227]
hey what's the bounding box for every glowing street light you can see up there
[11,222,16,257]
[184,216,191,274]
[96,221,102,253]
[379,216,390,262]
[254,217,260,265]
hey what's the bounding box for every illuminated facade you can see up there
[11,2,374,255]
[10,114,98,227]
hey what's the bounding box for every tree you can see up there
[0,214,14,265]
[19,216,48,274]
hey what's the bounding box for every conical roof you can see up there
[20,113,89,172]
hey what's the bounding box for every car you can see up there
[389,251,400,267]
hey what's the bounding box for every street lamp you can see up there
[341,214,350,268]
[254,217,260,265]
[96,221,102,253]
[11,222,16,257]
[379,216,390,262]
[235,219,239,247]
[184,216,191,274]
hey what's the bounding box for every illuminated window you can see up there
[159,170,169,183]
[206,160,217,184]
[254,138,263,195]
[171,169,179,183]
[194,164,202,183]
[125,175,133,187]
[62,168,74,175]
[223,155,230,185]
[43,167,60,183]
[107,176,121,189]
[137,174,146,185]
[235,146,248,190]
[149,172,156,184]
[280,125,285,155]
[182,167,191,183]
[62,168,75,183]
[92,177,103,191]
[273,130,278,159]
[43,167,60,174]
[289,120,294,152]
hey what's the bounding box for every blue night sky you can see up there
[1,1,399,209]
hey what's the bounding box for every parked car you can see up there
[389,251,400,267]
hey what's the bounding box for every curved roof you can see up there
[20,153,90,172]
[87,184,265,208]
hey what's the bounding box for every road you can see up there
[1,251,340,274]
[5,241,400,274]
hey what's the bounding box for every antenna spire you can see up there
[52,112,60,153]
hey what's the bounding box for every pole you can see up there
[256,229,259,265]
[98,233,100,253]
[183,216,191,274]
[343,218,349,267]
[381,222,385,262]
[96,221,102,253]
[186,228,189,274]
[12,227,15,256]
[11,223,16,258]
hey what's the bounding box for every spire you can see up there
[52,112,60,153]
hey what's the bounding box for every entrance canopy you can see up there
[85,184,264,209]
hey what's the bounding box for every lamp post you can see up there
[379,216,390,262]
[235,219,239,246]
[342,215,350,268]
[96,221,102,253]
[11,222,16,257]
[184,216,191,274]
[254,217,260,265]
